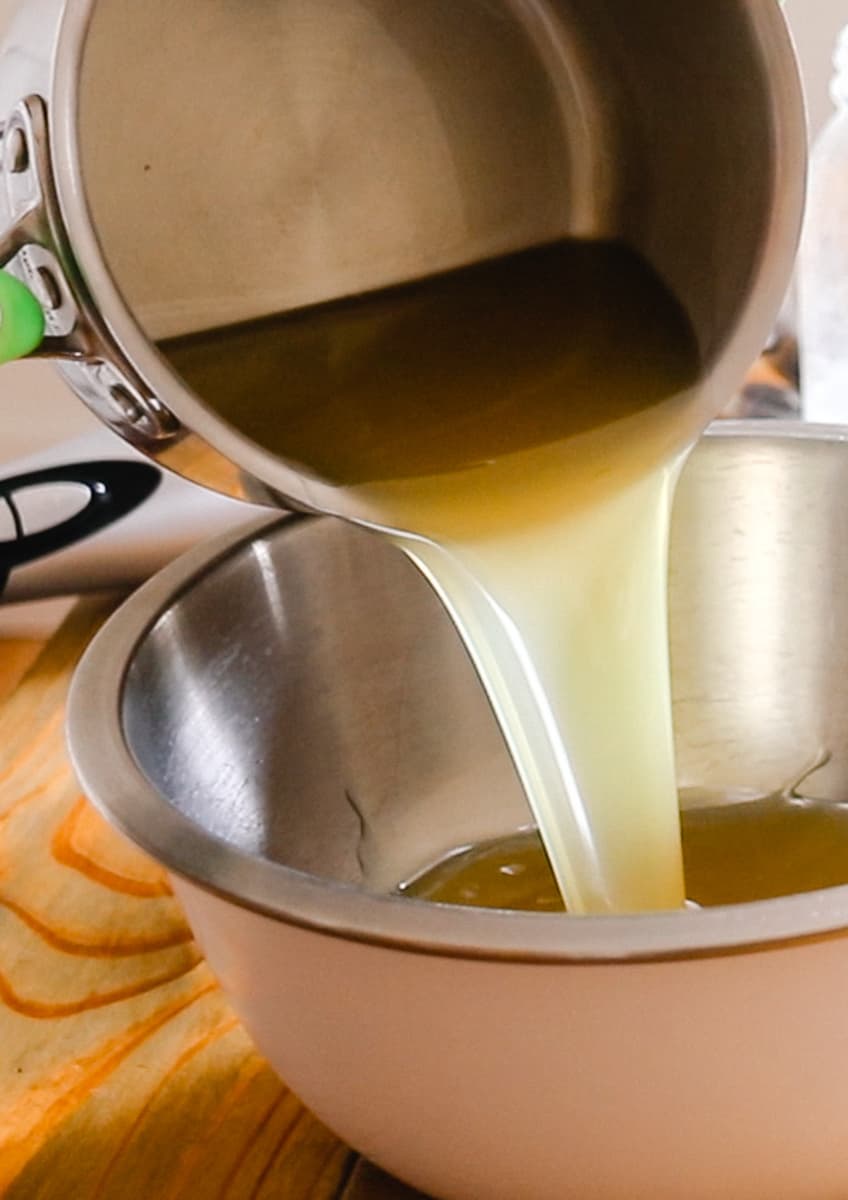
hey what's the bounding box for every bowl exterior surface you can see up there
[174,877,848,1200]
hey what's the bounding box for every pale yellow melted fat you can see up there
[401,798,848,911]
[160,240,706,914]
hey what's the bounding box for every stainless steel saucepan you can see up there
[0,0,804,518]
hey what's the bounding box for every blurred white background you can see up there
[0,0,842,459]
[785,1,848,136]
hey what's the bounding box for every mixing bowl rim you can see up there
[67,422,848,964]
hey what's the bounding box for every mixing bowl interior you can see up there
[69,426,848,959]
[123,512,528,894]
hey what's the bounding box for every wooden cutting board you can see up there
[0,599,424,1199]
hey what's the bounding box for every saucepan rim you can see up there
[66,422,848,965]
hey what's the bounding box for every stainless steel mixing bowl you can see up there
[68,425,848,1200]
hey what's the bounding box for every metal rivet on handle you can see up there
[36,266,62,311]
[5,127,28,174]
[109,384,146,426]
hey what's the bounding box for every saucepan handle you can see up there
[0,96,89,364]
[0,269,44,363]
[0,95,183,458]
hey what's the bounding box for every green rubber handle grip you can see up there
[0,271,45,364]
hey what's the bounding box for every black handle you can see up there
[0,459,161,595]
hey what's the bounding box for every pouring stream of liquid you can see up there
[398,458,685,913]
[160,238,703,913]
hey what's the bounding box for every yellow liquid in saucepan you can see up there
[160,240,705,913]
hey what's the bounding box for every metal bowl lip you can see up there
[67,422,848,965]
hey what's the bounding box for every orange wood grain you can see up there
[0,640,43,706]
[0,600,360,1199]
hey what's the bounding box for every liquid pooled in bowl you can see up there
[401,795,848,911]
[160,239,707,914]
